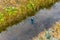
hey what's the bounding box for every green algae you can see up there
[4,6,18,16]
[0,12,5,23]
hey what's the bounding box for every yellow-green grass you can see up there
[0,0,60,32]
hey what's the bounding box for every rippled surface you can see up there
[0,2,60,40]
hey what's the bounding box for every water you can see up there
[0,2,60,40]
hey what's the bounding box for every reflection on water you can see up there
[0,2,60,40]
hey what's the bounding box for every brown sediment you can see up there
[32,21,60,40]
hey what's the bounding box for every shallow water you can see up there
[0,2,60,40]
